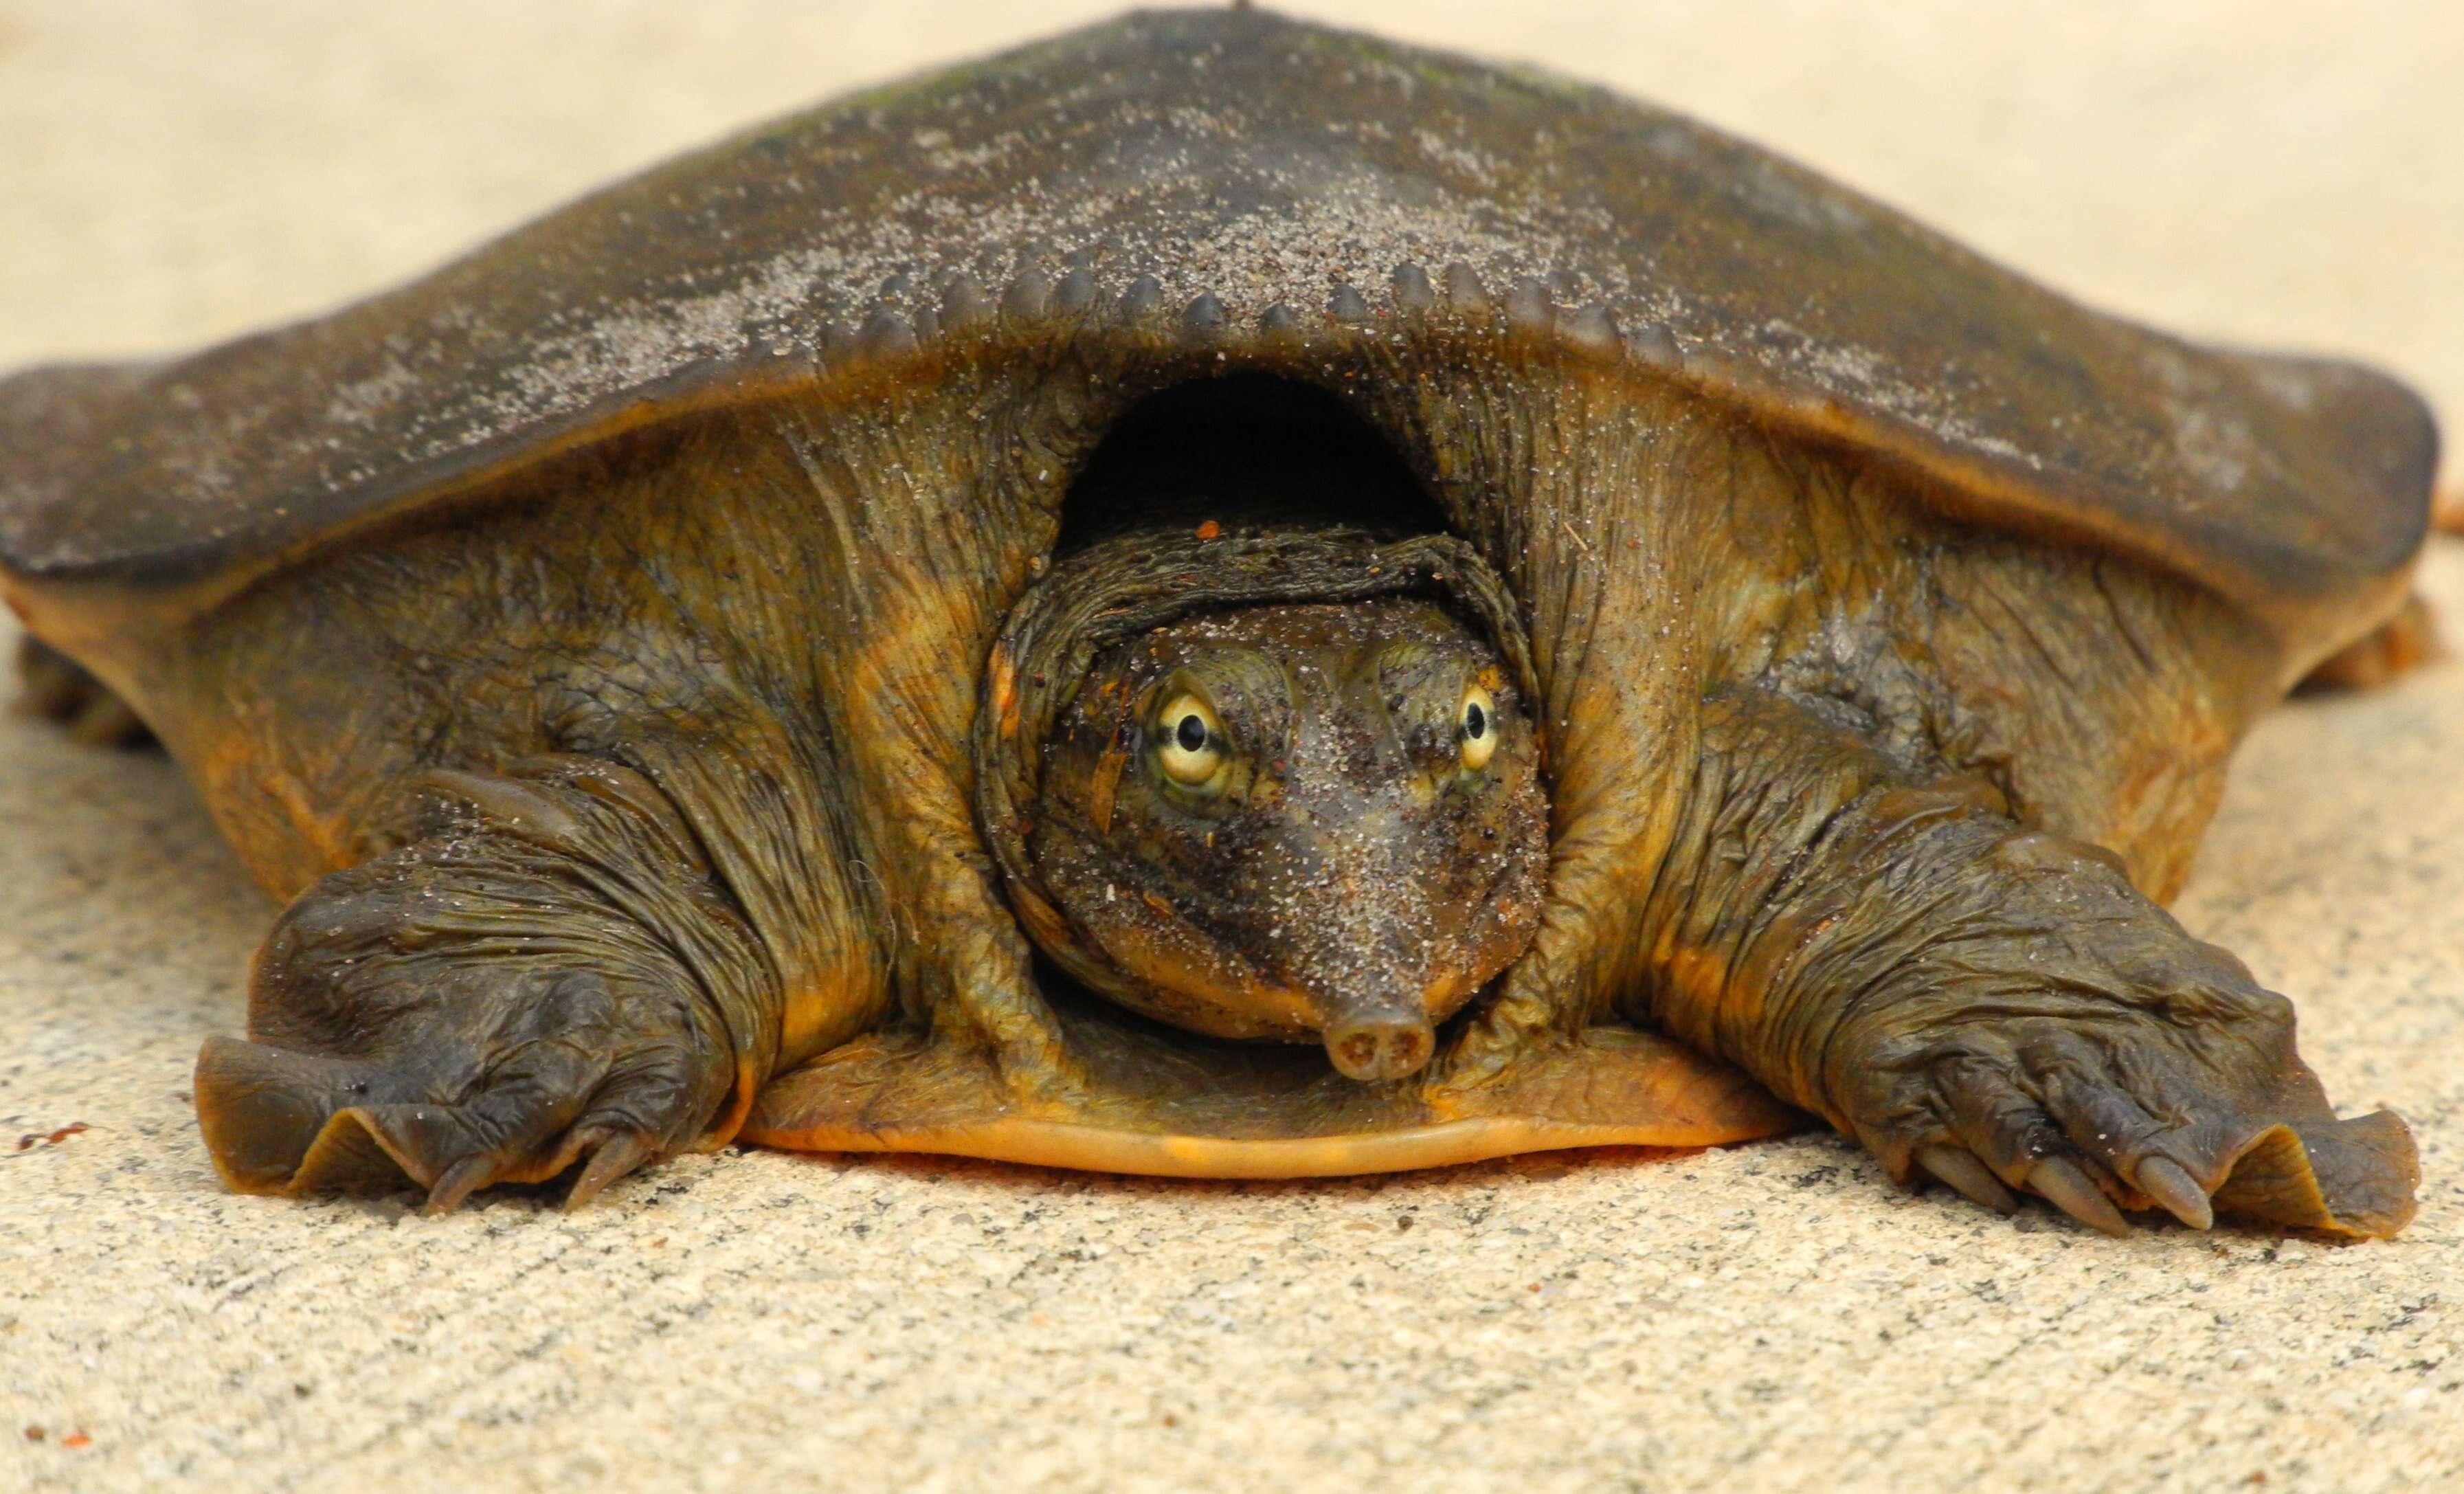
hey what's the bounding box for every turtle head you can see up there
[979,531,1547,1082]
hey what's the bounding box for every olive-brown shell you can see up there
[0,8,2435,639]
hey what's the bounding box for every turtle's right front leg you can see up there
[196,757,787,1209]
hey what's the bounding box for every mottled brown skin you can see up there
[0,12,2432,1236]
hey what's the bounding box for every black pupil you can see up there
[1464,702,1487,739]
[1176,714,1209,752]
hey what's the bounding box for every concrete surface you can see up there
[2,4,2459,1491]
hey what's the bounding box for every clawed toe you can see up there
[1920,1137,2219,1237]
[564,1130,656,1211]
[1915,1144,2017,1216]
[1909,1115,2413,1239]
[196,1014,705,1210]
[1881,1014,2421,1238]
[2133,1156,2213,1230]
[424,1154,501,1215]
[2025,1155,2132,1237]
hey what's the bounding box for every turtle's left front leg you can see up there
[1631,689,2419,1238]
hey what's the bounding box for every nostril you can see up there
[1324,1016,1436,1082]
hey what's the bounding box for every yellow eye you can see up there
[1156,693,1227,787]
[1458,685,1498,770]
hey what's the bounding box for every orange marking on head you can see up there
[990,649,1020,739]
[1089,747,1127,836]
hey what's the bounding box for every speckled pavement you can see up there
[3,5,2459,1491]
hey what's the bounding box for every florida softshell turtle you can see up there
[0,10,2435,1236]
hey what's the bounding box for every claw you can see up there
[424,1154,497,1215]
[2136,1155,2214,1230]
[2028,1156,2132,1237]
[1917,1144,2018,1215]
[565,1131,654,1212]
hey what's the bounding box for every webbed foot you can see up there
[197,969,728,1212]
[1835,983,2419,1239]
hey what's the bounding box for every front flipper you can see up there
[1831,956,2421,1239]
[1638,690,2419,1239]
[194,759,781,1210]
[197,969,712,1209]
[746,992,1799,1177]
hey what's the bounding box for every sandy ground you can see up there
[2,4,2460,1491]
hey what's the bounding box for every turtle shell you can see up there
[0,8,2437,645]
